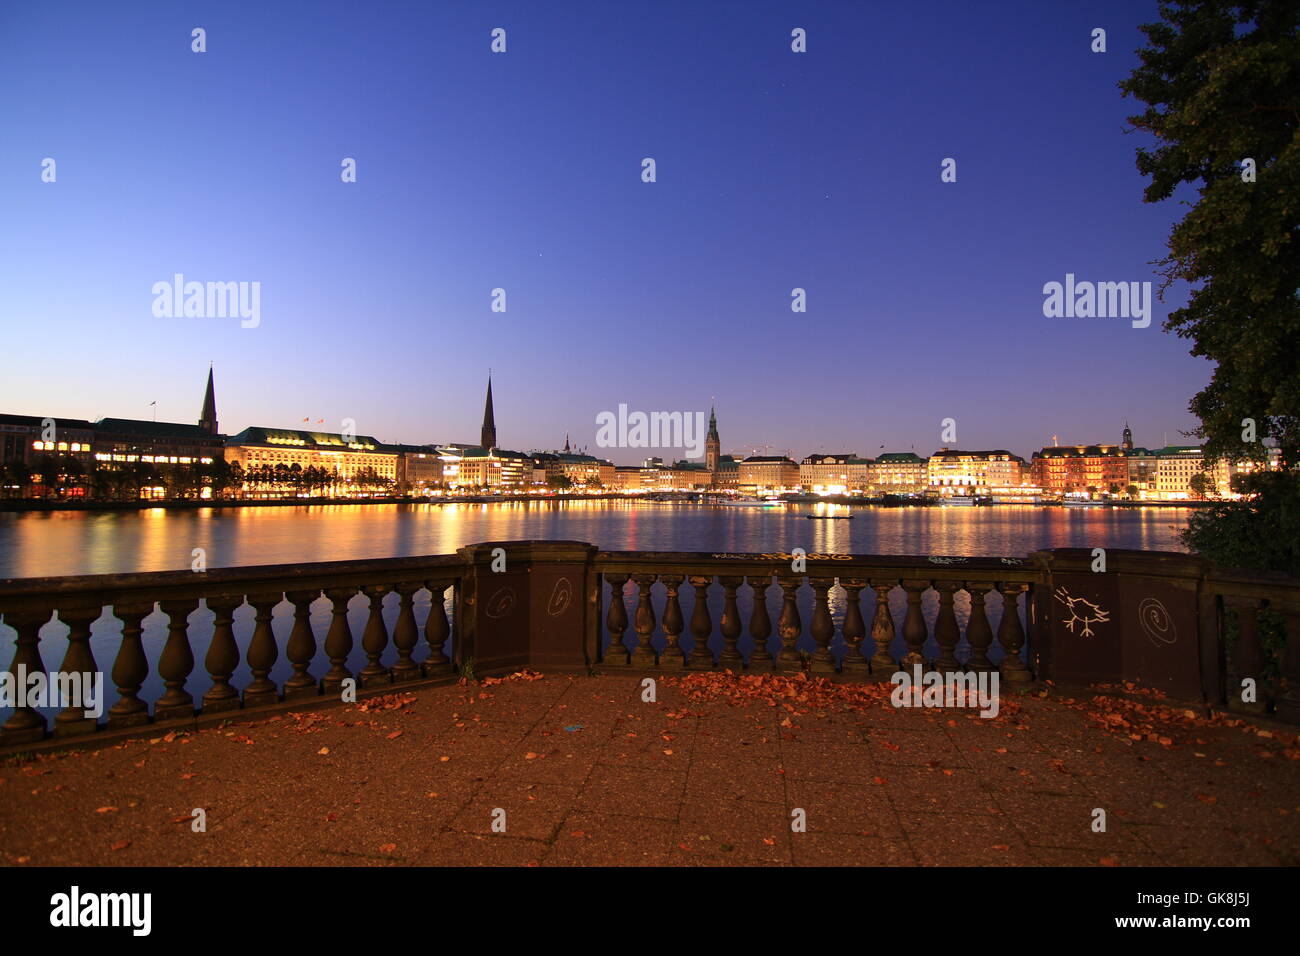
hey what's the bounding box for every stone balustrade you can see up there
[1,541,1297,752]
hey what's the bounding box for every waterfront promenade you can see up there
[3,671,1296,866]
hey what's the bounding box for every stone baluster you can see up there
[244,593,282,707]
[631,574,659,667]
[868,580,898,678]
[839,578,868,676]
[658,574,685,670]
[360,584,392,687]
[997,583,1032,684]
[284,589,321,698]
[775,576,803,673]
[391,583,422,682]
[809,578,837,674]
[0,610,52,745]
[718,576,745,669]
[747,574,774,669]
[1274,600,1300,723]
[964,585,994,672]
[322,587,356,693]
[603,573,630,665]
[155,600,198,722]
[53,607,102,735]
[933,582,962,672]
[108,603,152,729]
[688,575,714,668]
[900,580,929,670]
[202,597,243,713]
[422,581,452,675]
[1225,595,1265,715]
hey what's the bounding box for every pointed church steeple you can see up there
[705,404,720,472]
[480,374,497,450]
[1122,421,1133,452]
[563,434,570,454]
[199,365,218,435]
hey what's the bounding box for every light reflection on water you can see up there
[0,499,1189,579]
[0,501,1191,724]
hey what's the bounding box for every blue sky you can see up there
[0,1,1208,464]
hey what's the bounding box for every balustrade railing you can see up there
[0,555,462,746]
[594,551,1037,684]
[3,542,1299,752]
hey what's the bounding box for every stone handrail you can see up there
[1,541,1298,752]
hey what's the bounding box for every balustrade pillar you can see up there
[631,574,659,667]
[658,574,685,670]
[603,574,630,666]
[360,585,393,687]
[0,611,51,745]
[964,586,994,672]
[108,603,152,728]
[718,576,744,669]
[322,587,356,693]
[900,580,929,670]
[934,582,961,672]
[391,583,422,682]
[284,589,321,698]
[202,598,242,713]
[422,581,452,676]
[52,607,102,736]
[775,576,802,673]
[868,581,897,678]
[840,578,868,676]
[687,576,714,668]
[746,574,774,668]
[244,593,281,707]
[997,583,1031,684]
[809,578,836,675]
[155,600,198,722]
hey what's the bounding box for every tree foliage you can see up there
[1120,0,1300,572]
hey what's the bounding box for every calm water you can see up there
[0,501,1190,724]
[0,499,1190,579]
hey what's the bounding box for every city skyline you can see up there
[2,364,1199,467]
[2,0,1205,459]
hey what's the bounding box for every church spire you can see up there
[480,374,497,449]
[199,365,218,435]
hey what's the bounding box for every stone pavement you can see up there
[2,672,1298,866]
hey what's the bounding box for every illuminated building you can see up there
[737,455,799,494]
[224,427,397,495]
[798,453,871,495]
[927,449,1026,496]
[868,452,928,494]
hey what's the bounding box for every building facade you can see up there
[225,427,397,495]
[798,453,871,495]
[737,455,799,494]
[868,452,928,494]
[927,449,1026,496]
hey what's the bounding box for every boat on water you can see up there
[807,514,854,520]
[1062,498,1108,508]
[940,496,976,507]
[720,498,783,508]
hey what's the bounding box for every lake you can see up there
[0,499,1191,579]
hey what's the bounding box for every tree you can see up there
[1120,0,1300,573]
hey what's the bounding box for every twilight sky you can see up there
[0,1,1208,465]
